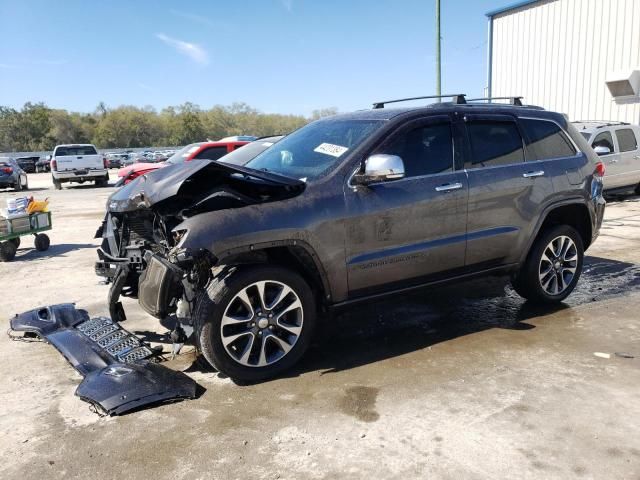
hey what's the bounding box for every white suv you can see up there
[573,121,640,193]
[51,144,109,190]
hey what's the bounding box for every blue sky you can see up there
[0,0,511,116]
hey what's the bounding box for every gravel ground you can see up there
[1,173,639,479]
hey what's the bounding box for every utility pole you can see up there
[435,0,441,101]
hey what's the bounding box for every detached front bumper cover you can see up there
[9,304,198,415]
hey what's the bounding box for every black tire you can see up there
[53,177,62,190]
[15,179,22,191]
[34,233,50,252]
[635,183,640,195]
[10,237,20,249]
[194,265,317,382]
[96,175,109,187]
[512,225,584,304]
[0,241,17,261]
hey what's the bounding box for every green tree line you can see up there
[0,102,338,152]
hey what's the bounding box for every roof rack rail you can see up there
[573,120,630,126]
[466,96,524,106]
[372,94,466,109]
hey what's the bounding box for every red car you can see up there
[116,140,249,185]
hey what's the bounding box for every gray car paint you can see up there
[173,105,605,304]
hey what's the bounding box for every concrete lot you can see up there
[1,173,639,479]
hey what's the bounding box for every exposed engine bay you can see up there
[95,159,305,326]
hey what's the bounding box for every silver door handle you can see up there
[522,170,545,178]
[435,182,463,192]
[610,159,619,163]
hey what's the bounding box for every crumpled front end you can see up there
[9,304,198,415]
[94,158,305,325]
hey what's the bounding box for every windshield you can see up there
[244,119,383,180]
[166,143,201,164]
[220,136,284,166]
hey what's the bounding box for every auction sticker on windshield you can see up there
[314,143,349,158]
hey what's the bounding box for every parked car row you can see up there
[115,140,253,185]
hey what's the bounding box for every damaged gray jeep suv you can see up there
[96,95,606,382]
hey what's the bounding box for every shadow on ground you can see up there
[12,243,96,261]
[180,255,638,383]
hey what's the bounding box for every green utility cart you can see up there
[0,211,52,261]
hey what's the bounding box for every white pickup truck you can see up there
[51,144,109,190]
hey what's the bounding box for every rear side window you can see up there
[194,146,228,160]
[55,146,98,156]
[467,121,524,168]
[520,119,576,160]
[592,131,614,152]
[615,129,638,152]
[376,123,453,177]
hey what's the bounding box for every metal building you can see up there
[486,0,640,123]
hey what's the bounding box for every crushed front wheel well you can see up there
[217,245,330,307]
[539,203,592,249]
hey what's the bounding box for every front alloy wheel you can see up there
[221,280,304,367]
[195,266,316,382]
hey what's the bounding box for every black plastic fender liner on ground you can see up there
[9,304,198,415]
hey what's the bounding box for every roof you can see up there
[486,0,542,18]
[329,102,553,123]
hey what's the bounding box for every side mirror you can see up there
[353,154,405,185]
[593,145,611,156]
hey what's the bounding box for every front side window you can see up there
[194,146,228,160]
[520,118,576,160]
[375,123,453,177]
[615,129,638,152]
[592,131,614,152]
[245,119,383,180]
[467,121,524,168]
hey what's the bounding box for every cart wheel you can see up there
[34,233,50,252]
[10,237,20,249]
[0,241,17,261]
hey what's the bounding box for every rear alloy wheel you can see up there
[512,225,584,304]
[196,266,316,382]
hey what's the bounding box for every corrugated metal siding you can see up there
[490,0,640,123]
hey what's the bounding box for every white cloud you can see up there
[280,0,293,12]
[155,33,209,65]
[169,9,217,28]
